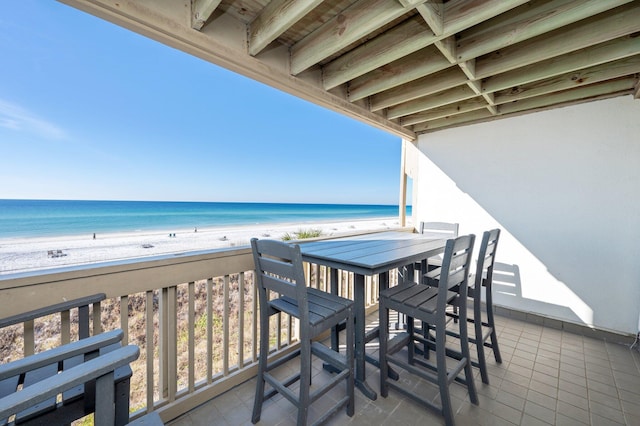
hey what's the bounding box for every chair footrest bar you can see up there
[311,342,348,371]
[309,370,350,403]
[387,332,411,355]
[265,349,301,372]
[387,354,439,386]
[364,327,379,344]
[310,395,351,426]
[263,372,300,407]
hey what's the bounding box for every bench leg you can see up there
[115,377,131,426]
[94,372,115,426]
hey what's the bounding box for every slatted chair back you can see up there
[474,229,500,295]
[251,238,311,330]
[438,234,475,319]
[469,228,503,383]
[419,221,459,239]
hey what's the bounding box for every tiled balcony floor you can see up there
[168,313,640,426]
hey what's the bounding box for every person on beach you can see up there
[93,233,96,239]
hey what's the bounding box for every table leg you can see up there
[354,273,377,400]
[330,267,339,352]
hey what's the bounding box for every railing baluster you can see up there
[238,272,245,369]
[24,320,34,356]
[304,262,310,288]
[276,311,282,350]
[365,276,371,309]
[120,296,129,344]
[167,285,177,402]
[93,300,102,335]
[145,290,155,411]
[61,310,70,345]
[223,275,229,376]
[206,277,213,383]
[188,281,195,392]
[289,314,294,345]
[158,288,168,400]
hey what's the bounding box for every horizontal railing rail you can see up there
[0,228,411,423]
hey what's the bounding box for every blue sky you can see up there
[0,1,404,205]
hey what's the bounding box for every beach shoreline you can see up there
[0,217,413,275]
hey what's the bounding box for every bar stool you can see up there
[251,238,354,426]
[441,229,502,384]
[379,235,478,426]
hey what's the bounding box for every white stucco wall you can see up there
[412,96,640,334]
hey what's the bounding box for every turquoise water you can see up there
[0,199,410,239]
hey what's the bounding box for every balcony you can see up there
[2,232,639,426]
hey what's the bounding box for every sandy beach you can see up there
[0,217,411,275]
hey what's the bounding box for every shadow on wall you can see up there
[491,262,584,325]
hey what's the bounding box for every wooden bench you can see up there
[0,330,139,426]
[0,294,134,425]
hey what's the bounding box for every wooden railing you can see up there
[0,231,402,423]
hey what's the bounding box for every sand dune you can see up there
[0,217,412,275]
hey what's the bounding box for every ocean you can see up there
[0,199,410,239]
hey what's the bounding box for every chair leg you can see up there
[346,312,355,417]
[252,315,270,424]
[458,307,478,405]
[114,378,130,426]
[297,338,312,426]
[435,322,455,426]
[489,328,502,364]
[379,299,389,398]
[475,319,490,385]
[407,316,415,365]
[485,291,502,364]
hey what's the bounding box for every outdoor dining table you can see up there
[298,230,447,400]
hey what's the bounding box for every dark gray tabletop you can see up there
[299,231,446,276]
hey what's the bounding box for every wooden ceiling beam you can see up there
[402,97,488,126]
[498,77,637,114]
[414,0,444,36]
[415,91,629,133]
[443,0,528,34]
[370,67,468,111]
[475,2,640,79]
[494,55,640,105]
[322,0,525,90]
[482,35,640,93]
[192,0,223,30]
[248,0,324,56]
[457,59,497,115]
[290,0,421,75]
[412,109,493,133]
[434,36,456,64]
[348,46,451,101]
[387,85,477,119]
[322,16,434,90]
[413,1,457,62]
[457,0,632,63]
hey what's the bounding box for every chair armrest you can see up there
[0,345,139,420]
[0,329,123,381]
